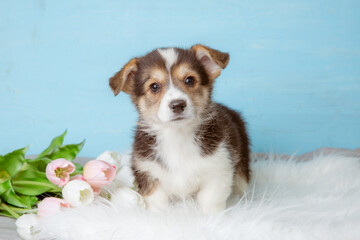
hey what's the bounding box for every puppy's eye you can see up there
[185,76,195,86]
[150,82,161,93]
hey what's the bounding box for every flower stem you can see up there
[0,203,20,219]
[12,181,61,192]
[0,205,36,213]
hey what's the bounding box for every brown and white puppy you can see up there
[109,45,250,214]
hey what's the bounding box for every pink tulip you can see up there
[46,158,75,187]
[37,197,69,217]
[83,160,116,188]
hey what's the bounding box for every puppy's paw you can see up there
[200,201,226,215]
[145,201,166,212]
[144,187,169,212]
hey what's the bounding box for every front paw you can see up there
[197,182,231,214]
[144,187,169,212]
[145,201,166,212]
[200,201,226,215]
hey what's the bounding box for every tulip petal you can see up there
[96,151,122,171]
[37,197,69,217]
[62,180,94,207]
[45,158,75,187]
[83,160,116,188]
[16,214,41,239]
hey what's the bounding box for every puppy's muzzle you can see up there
[169,99,186,114]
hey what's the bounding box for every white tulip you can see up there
[96,151,122,171]
[62,180,94,207]
[16,214,40,240]
[111,187,146,208]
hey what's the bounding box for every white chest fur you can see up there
[137,125,233,199]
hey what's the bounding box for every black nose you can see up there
[169,99,187,113]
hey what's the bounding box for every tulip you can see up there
[45,158,75,187]
[111,187,146,208]
[62,179,94,207]
[83,160,116,188]
[37,197,69,217]
[16,213,40,240]
[96,151,122,171]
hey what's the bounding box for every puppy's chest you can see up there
[151,128,229,197]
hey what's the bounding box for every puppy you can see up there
[109,44,250,214]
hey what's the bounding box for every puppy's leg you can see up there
[197,174,233,214]
[233,173,248,197]
[144,186,169,212]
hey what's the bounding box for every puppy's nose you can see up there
[169,99,187,113]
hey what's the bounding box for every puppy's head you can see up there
[109,44,229,125]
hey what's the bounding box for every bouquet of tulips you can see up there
[0,131,137,239]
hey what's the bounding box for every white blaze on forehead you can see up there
[157,48,178,71]
[156,48,194,123]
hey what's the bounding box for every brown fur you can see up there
[191,44,230,69]
[109,58,138,95]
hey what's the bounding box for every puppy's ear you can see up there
[109,58,138,96]
[191,44,229,81]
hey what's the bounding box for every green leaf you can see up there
[13,168,47,180]
[74,162,83,172]
[12,179,61,195]
[25,157,52,172]
[12,169,61,195]
[0,170,10,183]
[0,169,38,208]
[1,187,37,208]
[71,162,84,176]
[0,171,11,195]
[0,147,28,177]
[45,140,85,161]
[36,130,67,159]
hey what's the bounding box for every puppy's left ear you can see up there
[191,44,229,81]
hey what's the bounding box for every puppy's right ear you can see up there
[109,58,138,96]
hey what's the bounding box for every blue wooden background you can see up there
[1,0,359,157]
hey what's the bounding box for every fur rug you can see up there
[36,152,360,240]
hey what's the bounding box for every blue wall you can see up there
[1,0,359,157]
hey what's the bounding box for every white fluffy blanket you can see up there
[37,152,360,240]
